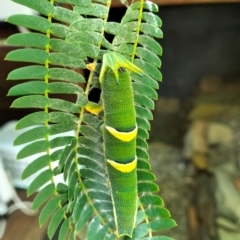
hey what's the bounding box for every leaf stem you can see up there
[131,0,144,63]
[44,0,68,220]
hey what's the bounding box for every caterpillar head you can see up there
[99,52,143,83]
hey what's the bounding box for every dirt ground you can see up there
[149,143,190,240]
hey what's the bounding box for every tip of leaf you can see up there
[21,173,27,181]
[26,190,32,197]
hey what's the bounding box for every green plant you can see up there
[5,0,177,239]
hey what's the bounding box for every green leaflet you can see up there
[132,72,159,89]
[149,219,177,232]
[32,183,55,211]
[49,39,87,60]
[68,171,78,200]
[49,99,79,113]
[67,31,104,47]
[141,23,163,38]
[49,112,78,123]
[75,205,93,233]
[7,66,48,80]
[49,53,86,68]
[105,22,133,37]
[73,193,87,223]
[7,14,51,32]
[137,159,151,170]
[49,123,77,136]
[8,81,47,96]
[140,194,164,206]
[142,12,162,27]
[83,179,109,193]
[48,208,65,239]
[50,23,70,38]
[15,112,48,129]
[82,113,103,129]
[136,47,161,68]
[53,6,83,25]
[27,169,53,196]
[137,147,149,160]
[12,0,54,16]
[136,117,151,131]
[74,3,108,18]
[134,94,155,110]
[55,0,91,5]
[50,136,75,149]
[133,82,158,100]
[78,136,103,153]
[17,140,49,159]
[48,82,84,95]
[130,1,159,12]
[145,206,171,219]
[6,49,85,68]
[137,170,156,181]
[39,196,61,226]
[134,59,162,81]
[138,182,159,193]
[11,95,48,109]
[138,127,150,140]
[121,10,140,24]
[63,151,76,181]
[48,68,85,83]
[130,223,149,239]
[87,216,109,240]
[58,219,70,240]
[141,237,175,240]
[14,126,48,145]
[22,155,50,180]
[70,18,104,32]
[58,143,75,172]
[5,49,49,64]
[5,33,49,48]
[135,105,153,120]
[138,35,163,55]
[136,138,148,150]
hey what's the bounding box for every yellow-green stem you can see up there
[44,0,67,219]
[131,0,144,63]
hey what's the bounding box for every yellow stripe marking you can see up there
[86,62,96,72]
[107,157,137,173]
[85,102,103,115]
[106,126,137,142]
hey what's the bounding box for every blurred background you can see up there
[0,0,240,239]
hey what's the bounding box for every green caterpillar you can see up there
[99,53,143,237]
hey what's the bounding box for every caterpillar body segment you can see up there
[100,53,142,237]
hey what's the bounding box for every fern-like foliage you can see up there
[5,0,176,239]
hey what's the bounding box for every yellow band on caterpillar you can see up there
[106,126,137,142]
[107,157,137,173]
